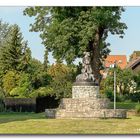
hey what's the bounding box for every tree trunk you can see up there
[90,28,103,85]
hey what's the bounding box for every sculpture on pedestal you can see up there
[76,52,96,84]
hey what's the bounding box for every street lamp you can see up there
[113,61,117,110]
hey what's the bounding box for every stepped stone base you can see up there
[45,85,127,119]
[45,109,127,119]
[59,98,110,111]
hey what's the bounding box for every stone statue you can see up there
[76,52,95,83]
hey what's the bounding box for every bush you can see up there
[105,89,122,102]
[36,96,60,113]
[135,104,140,114]
[129,92,140,102]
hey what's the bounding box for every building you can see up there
[104,55,127,69]
[126,57,140,73]
[101,55,127,78]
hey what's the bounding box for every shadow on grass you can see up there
[0,112,45,124]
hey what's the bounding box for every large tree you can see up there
[24,7,127,83]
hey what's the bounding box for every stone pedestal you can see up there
[45,85,127,119]
[72,85,99,98]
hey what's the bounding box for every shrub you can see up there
[135,104,140,114]
[129,92,140,102]
[36,96,60,113]
[105,89,124,102]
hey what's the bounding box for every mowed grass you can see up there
[0,112,140,134]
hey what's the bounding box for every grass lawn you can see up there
[0,112,140,134]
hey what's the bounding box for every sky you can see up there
[0,6,140,63]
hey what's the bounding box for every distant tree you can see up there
[47,63,73,98]
[0,24,31,73]
[29,58,51,89]
[102,67,134,96]
[10,72,32,97]
[24,7,127,84]
[0,20,11,46]
[43,49,49,71]
[18,41,32,72]
[2,70,20,96]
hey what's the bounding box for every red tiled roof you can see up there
[104,55,127,69]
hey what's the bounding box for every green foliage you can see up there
[0,24,31,73]
[2,71,20,96]
[135,104,140,114]
[108,102,139,109]
[29,58,51,89]
[127,92,140,102]
[24,7,127,81]
[43,50,49,71]
[30,87,53,98]
[102,67,134,96]
[0,87,5,112]
[47,63,73,98]
[0,20,11,46]
[0,20,52,98]
[10,73,32,97]
[101,67,140,102]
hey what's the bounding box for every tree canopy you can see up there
[24,7,127,83]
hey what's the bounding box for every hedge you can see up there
[4,98,36,112]
[3,96,60,113]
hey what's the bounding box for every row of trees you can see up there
[1,7,140,102]
[0,20,76,99]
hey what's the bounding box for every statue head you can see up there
[83,52,90,57]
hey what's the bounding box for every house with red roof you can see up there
[101,55,127,78]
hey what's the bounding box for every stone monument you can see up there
[45,52,127,118]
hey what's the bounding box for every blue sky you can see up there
[0,7,140,63]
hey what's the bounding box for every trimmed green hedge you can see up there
[3,96,60,113]
[108,102,139,110]
[4,98,36,112]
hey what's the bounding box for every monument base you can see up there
[72,85,99,98]
[45,108,127,119]
[45,85,127,119]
